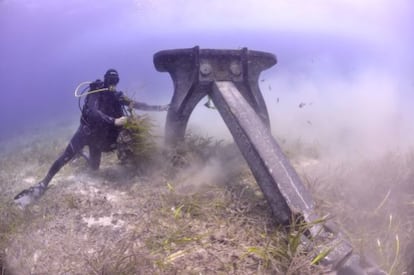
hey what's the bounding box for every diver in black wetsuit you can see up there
[14,69,169,206]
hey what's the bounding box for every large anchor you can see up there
[154,46,386,274]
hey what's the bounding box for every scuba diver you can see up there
[14,69,169,207]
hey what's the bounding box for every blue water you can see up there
[0,0,413,148]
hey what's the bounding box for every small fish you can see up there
[299,102,306,108]
[204,101,216,110]
[276,97,279,103]
[268,85,272,91]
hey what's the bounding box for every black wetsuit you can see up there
[40,90,161,187]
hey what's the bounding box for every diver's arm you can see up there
[118,92,169,111]
[132,101,169,111]
[95,110,116,124]
[84,94,117,125]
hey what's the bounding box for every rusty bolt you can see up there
[200,63,212,76]
[230,62,241,76]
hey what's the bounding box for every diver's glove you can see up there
[114,116,128,126]
[158,104,170,111]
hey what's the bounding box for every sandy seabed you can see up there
[0,121,413,274]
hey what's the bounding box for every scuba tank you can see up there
[74,79,106,126]
[77,79,105,112]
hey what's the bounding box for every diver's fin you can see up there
[14,182,47,208]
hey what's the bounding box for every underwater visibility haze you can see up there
[0,0,412,149]
[0,0,414,273]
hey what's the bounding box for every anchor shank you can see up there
[211,81,317,223]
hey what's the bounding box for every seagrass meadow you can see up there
[0,119,412,274]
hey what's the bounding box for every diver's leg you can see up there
[40,129,87,187]
[88,145,102,170]
[14,126,87,206]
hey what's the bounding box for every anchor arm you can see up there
[154,46,275,146]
